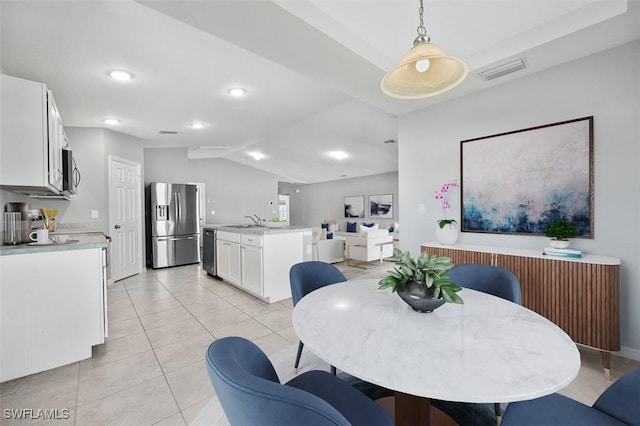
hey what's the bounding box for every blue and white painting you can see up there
[345,195,365,218]
[369,194,393,219]
[461,117,592,237]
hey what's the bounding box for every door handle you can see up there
[114,224,121,229]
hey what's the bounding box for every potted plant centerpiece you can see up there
[544,220,577,248]
[379,248,463,312]
[434,180,459,244]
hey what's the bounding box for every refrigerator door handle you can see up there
[158,236,198,242]
[174,192,179,222]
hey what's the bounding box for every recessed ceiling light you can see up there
[103,118,121,125]
[329,151,348,160]
[228,87,246,97]
[108,70,133,81]
[190,122,205,129]
[248,152,265,161]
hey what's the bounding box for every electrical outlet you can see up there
[91,210,99,219]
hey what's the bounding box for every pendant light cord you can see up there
[417,0,426,37]
[414,0,430,45]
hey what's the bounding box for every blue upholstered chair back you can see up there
[206,337,352,426]
[592,368,640,425]
[448,264,522,304]
[290,261,347,306]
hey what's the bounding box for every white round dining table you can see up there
[292,278,580,423]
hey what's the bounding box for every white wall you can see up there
[144,149,286,225]
[398,41,640,357]
[280,172,398,227]
[0,127,144,233]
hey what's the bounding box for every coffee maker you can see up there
[4,202,31,244]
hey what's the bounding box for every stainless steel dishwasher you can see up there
[202,228,218,277]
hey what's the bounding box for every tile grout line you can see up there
[123,273,191,426]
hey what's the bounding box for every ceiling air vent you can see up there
[480,58,527,81]
[158,130,179,135]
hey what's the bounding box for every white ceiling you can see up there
[1,0,638,183]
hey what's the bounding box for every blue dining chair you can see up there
[290,261,347,374]
[501,368,640,426]
[448,263,522,304]
[205,336,394,426]
[447,263,522,423]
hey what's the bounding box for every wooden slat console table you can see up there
[422,243,621,379]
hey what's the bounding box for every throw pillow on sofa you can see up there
[347,221,358,233]
[359,224,379,234]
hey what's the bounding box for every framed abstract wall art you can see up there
[344,195,365,218]
[460,116,593,237]
[369,194,393,219]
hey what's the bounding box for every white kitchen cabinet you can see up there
[0,247,107,382]
[0,74,66,196]
[241,235,263,296]
[216,228,306,303]
[216,231,241,286]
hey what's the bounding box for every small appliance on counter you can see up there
[4,202,31,244]
[4,212,22,245]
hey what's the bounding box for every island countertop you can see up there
[0,232,109,256]
[205,224,312,235]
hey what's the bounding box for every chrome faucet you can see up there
[244,215,259,226]
[244,215,264,226]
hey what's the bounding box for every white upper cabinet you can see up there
[0,74,66,196]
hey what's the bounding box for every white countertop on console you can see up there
[422,242,620,265]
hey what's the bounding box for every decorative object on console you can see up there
[434,179,459,245]
[380,0,467,99]
[543,247,582,258]
[369,194,393,219]
[544,220,577,248]
[344,195,365,218]
[378,248,463,312]
[461,116,593,237]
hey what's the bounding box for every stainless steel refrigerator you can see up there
[146,183,201,269]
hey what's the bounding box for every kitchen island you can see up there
[0,233,109,381]
[207,225,311,303]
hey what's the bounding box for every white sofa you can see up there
[343,228,394,267]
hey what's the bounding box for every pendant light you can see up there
[381,0,467,99]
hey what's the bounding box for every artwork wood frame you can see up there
[460,116,593,237]
[344,195,365,218]
[369,194,393,219]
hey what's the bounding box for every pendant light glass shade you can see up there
[382,42,467,99]
[381,0,467,99]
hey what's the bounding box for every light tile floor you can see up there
[0,261,637,426]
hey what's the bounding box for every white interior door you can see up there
[109,156,142,281]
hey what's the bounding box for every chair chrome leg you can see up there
[294,341,304,374]
[495,402,502,425]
